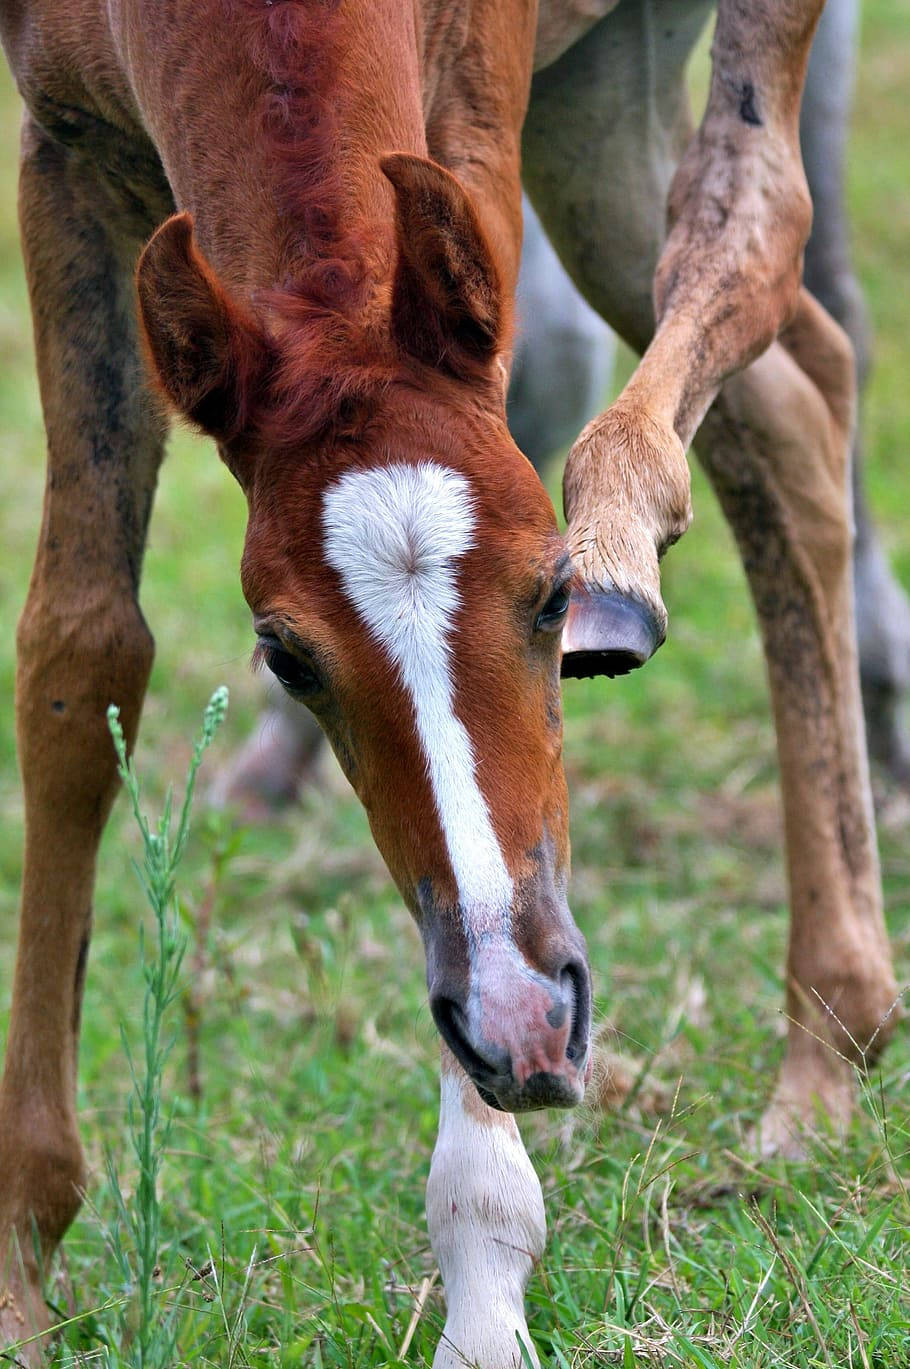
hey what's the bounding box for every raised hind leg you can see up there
[696,298,898,1152]
[0,118,167,1357]
[800,0,910,783]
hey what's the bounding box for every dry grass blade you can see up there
[749,1201,834,1369]
[398,1270,438,1358]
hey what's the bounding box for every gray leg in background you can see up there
[508,196,616,472]
[800,0,910,782]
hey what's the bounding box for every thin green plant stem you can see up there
[104,687,228,1368]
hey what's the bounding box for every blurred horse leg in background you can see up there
[208,680,325,817]
[508,197,615,472]
[211,194,616,817]
[800,0,910,783]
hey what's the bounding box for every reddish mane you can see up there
[229,0,373,314]
[223,0,409,453]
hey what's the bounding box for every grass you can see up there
[1,4,909,1365]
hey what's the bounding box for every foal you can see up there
[0,0,898,1364]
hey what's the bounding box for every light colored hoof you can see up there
[755,1056,856,1160]
[0,1270,52,1368]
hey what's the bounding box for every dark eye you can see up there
[257,635,320,698]
[535,583,571,633]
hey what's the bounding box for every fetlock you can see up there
[790,959,901,1069]
[563,398,691,628]
[0,1123,85,1267]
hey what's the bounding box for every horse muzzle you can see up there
[427,929,592,1112]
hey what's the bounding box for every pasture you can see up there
[0,4,908,1364]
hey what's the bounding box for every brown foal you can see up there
[0,0,898,1364]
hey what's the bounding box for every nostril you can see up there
[560,969,577,1059]
[431,996,509,1082]
[561,961,590,1065]
[545,997,568,1031]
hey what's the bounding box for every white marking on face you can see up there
[322,462,513,927]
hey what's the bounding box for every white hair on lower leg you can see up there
[426,1057,545,1369]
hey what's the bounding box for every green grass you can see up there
[1,5,909,1365]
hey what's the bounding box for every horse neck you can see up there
[130,0,429,307]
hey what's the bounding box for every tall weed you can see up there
[102,687,228,1368]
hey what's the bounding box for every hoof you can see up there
[0,1266,53,1367]
[561,588,664,679]
[754,1053,856,1160]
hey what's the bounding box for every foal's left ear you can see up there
[136,213,272,442]
[381,153,505,379]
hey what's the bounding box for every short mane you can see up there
[229,0,373,317]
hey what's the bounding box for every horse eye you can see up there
[257,637,320,697]
[535,584,571,633]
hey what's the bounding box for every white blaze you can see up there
[322,461,513,924]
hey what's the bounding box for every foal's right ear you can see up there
[381,154,506,380]
[137,213,271,442]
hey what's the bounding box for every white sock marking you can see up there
[426,1067,545,1369]
[322,462,513,925]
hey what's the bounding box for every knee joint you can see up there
[17,591,154,709]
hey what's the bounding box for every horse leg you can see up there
[0,118,165,1356]
[528,0,829,665]
[524,0,708,363]
[523,0,713,653]
[523,6,897,1147]
[426,1046,545,1369]
[695,296,898,1153]
[208,684,324,819]
[800,0,910,784]
[508,196,616,472]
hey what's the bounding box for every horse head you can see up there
[136,155,592,1112]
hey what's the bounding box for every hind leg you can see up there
[800,0,910,783]
[526,0,822,667]
[524,6,896,1147]
[696,297,898,1152]
[0,119,166,1357]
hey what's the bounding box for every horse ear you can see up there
[380,153,505,378]
[136,213,271,441]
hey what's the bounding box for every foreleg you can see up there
[0,118,166,1357]
[527,0,828,668]
[427,1046,545,1369]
